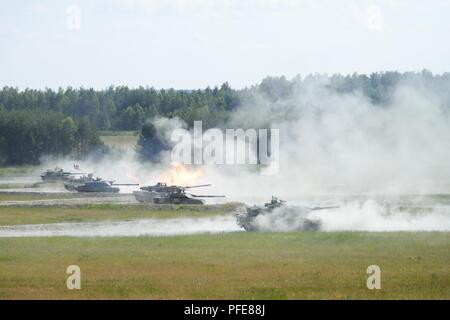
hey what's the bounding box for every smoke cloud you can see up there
[35,76,450,232]
[247,200,450,232]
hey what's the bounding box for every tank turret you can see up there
[40,167,88,181]
[74,178,138,193]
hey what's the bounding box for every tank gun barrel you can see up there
[112,183,140,186]
[188,194,225,198]
[183,184,212,189]
[310,206,340,211]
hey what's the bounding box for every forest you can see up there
[1,70,449,165]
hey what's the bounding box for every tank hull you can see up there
[237,216,322,232]
[133,190,159,203]
[64,183,79,192]
[76,186,120,193]
[236,199,324,232]
[153,197,204,205]
[133,191,204,204]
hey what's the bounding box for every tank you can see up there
[152,192,205,205]
[64,173,95,191]
[133,182,224,204]
[236,196,338,232]
[74,178,138,193]
[75,179,119,193]
[40,167,87,181]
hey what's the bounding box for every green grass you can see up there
[0,232,448,299]
[99,131,138,149]
[0,166,38,177]
[98,131,139,136]
[0,203,241,225]
[0,187,448,299]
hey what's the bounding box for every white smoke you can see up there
[0,216,241,237]
[250,206,319,232]
[32,76,450,232]
[313,200,450,231]
[241,199,450,232]
[223,78,450,196]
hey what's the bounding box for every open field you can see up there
[0,173,448,299]
[99,131,138,149]
[0,203,240,226]
[0,191,137,205]
[0,232,448,299]
[0,193,78,202]
[0,166,39,177]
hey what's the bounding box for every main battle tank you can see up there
[236,197,338,232]
[64,173,95,191]
[74,178,138,193]
[133,182,224,204]
[40,167,87,181]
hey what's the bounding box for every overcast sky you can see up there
[1,0,449,89]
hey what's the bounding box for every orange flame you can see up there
[159,162,203,186]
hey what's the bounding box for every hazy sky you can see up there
[1,0,449,89]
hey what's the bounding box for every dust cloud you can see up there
[0,216,241,237]
[32,76,450,232]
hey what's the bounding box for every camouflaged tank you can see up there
[236,197,338,232]
[64,173,95,191]
[133,182,224,204]
[40,167,87,181]
[74,178,138,193]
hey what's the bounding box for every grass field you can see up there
[0,203,240,226]
[99,131,138,149]
[0,190,448,299]
[0,232,448,299]
[0,193,76,202]
[0,166,38,177]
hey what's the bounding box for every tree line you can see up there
[1,71,449,131]
[0,82,240,131]
[0,109,104,165]
[1,70,449,165]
